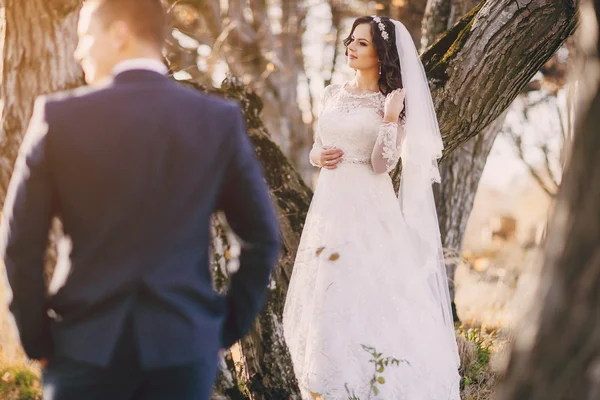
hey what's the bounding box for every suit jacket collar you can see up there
[112,69,170,85]
[111,58,169,85]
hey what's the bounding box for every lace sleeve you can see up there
[309,85,337,168]
[309,129,324,168]
[371,119,405,174]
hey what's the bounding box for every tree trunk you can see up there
[421,0,452,51]
[0,0,83,201]
[497,2,600,398]
[434,114,505,319]
[422,0,503,321]
[280,0,313,182]
[391,0,575,190]
[421,0,575,160]
[0,0,83,361]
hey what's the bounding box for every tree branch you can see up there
[508,127,558,197]
[391,0,576,187]
[170,0,223,40]
[422,0,576,160]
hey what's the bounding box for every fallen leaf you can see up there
[329,253,340,261]
[316,247,325,256]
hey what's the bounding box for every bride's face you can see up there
[346,23,379,72]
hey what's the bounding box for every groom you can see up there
[0,0,280,399]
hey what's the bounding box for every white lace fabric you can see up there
[284,82,461,399]
[309,84,405,173]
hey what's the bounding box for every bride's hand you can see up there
[320,146,344,169]
[383,88,406,122]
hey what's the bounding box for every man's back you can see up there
[2,70,280,369]
[2,1,280,399]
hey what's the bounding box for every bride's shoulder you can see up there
[322,83,345,103]
[324,83,342,96]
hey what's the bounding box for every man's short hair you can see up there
[94,0,168,48]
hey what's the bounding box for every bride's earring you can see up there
[379,64,382,75]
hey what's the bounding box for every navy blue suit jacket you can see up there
[0,70,280,368]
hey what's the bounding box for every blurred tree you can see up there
[504,94,566,198]
[323,0,345,88]
[0,0,576,398]
[376,0,428,44]
[320,0,372,88]
[166,0,314,180]
[0,0,84,203]
[420,0,453,50]
[0,0,83,362]
[504,39,575,198]
[497,0,600,398]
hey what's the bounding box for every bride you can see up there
[282,16,461,399]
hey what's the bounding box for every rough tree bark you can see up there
[0,0,83,361]
[497,1,600,398]
[421,0,504,321]
[420,0,575,160]
[390,0,575,190]
[421,0,487,50]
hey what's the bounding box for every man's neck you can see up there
[115,46,163,67]
[112,57,167,76]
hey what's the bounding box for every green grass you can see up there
[0,358,42,400]
[457,325,498,400]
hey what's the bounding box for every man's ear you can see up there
[109,20,130,50]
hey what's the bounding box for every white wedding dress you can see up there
[283,83,461,399]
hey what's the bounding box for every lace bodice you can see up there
[310,83,405,173]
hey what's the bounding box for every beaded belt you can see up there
[340,157,371,165]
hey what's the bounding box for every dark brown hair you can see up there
[343,16,405,119]
[94,0,169,49]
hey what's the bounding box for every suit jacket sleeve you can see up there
[217,105,281,349]
[0,96,56,359]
